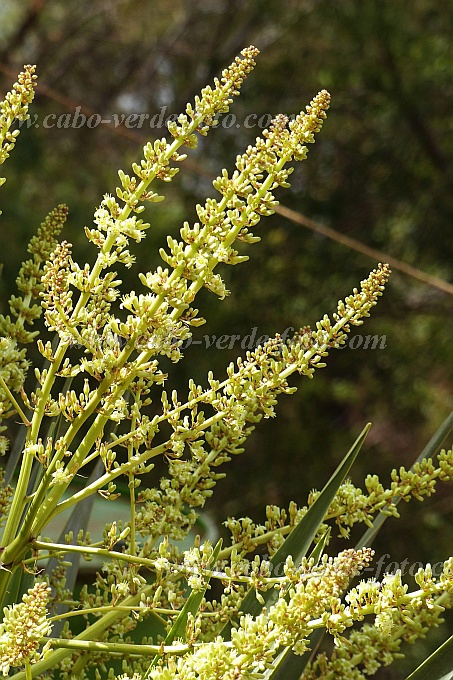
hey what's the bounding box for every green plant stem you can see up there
[0,341,69,558]
[0,107,220,580]
[32,540,155,568]
[50,312,357,521]
[2,369,138,564]
[43,637,189,655]
[49,604,217,622]
[0,375,31,426]
[128,395,139,556]
[30,539,286,586]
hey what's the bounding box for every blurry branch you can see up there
[0,61,452,298]
[274,205,453,297]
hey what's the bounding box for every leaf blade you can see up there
[405,633,453,680]
[143,539,223,678]
[356,409,453,549]
[236,423,371,623]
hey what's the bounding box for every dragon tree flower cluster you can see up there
[0,49,452,680]
[0,582,52,676]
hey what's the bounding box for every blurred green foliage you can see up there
[0,4,452,673]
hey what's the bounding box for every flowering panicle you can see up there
[0,205,67,453]
[167,45,260,143]
[0,467,13,525]
[0,65,37,196]
[0,204,68,345]
[216,448,453,560]
[321,447,453,538]
[0,337,29,455]
[0,582,52,676]
[1,52,451,680]
[132,265,389,541]
[303,564,453,679]
[40,240,74,338]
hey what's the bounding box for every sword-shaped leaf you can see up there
[143,539,223,678]
[356,409,453,549]
[264,530,330,680]
[405,633,453,680]
[223,423,370,635]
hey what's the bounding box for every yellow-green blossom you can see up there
[0,582,52,676]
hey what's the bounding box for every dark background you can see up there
[0,1,452,676]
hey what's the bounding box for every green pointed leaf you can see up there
[265,629,324,680]
[143,539,223,678]
[226,423,370,631]
[309,527,330,564]
[406,633,453,680]
[356,408,453,549]
[270,423,370,570]
[262,424,370,680]
[0,554,34,610]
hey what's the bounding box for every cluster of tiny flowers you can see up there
[317,448,453,539]
[40,240,74,337]
[133,265,390,543]
[0,65,37,180]
[302,564,453,679]
[0,205,67,454]
[0,337,29,455]
[0,204,68,345]
[168,45,260,144]
[0,582,52,675]
[3,50,452,680]
[0,467,13,525]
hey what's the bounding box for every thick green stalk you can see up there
[43,638,189,656]
[128,395,139,556]
[0,341,69,551]
[1,99,224,571]
[56,307,358,515]
[2,136,298,565]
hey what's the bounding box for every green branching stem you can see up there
[1,119,321,566]
[0,87,242,574]
[0,375,31,427]
[36,316,354,525]
[13,583,452,680]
